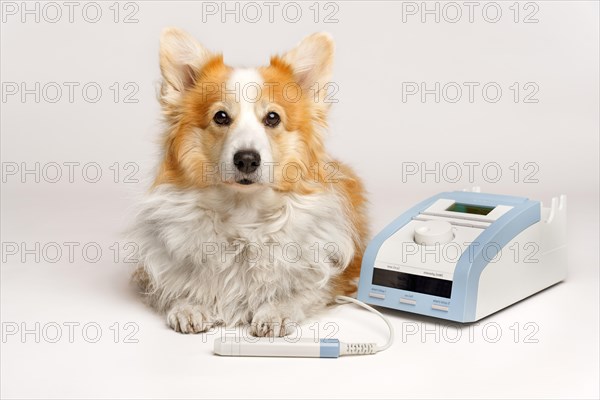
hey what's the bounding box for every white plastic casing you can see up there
[475,195,568,319]
[214,338,323,358]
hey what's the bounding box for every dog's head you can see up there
[155,28,335,194]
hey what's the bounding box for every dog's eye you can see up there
[213,111,231,126]
[264,112,281,128]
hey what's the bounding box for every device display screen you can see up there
[446,202,495,215]
[372,268,453,298]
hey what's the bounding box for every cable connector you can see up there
[339,342,377,356]
[335,295,394,354]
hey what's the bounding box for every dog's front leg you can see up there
[166,299,220,334]
[249,301,306,337]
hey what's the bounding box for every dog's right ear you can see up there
[159,28,213,110]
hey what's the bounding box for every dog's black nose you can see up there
[233,150,261,174]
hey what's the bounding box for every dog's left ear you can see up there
[282,32,334,90]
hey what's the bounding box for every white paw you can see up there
[250,313,296,337]
[166,303,216,334]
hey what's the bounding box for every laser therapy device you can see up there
[357,189,568,322]
[214,189,567,357]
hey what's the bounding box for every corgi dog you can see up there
[131,28,368,336]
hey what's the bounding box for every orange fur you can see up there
[330,163,369,296]
[154,55,232,188]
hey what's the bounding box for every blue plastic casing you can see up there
[319,339,340,358]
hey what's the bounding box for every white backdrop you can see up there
[1,1,598,399]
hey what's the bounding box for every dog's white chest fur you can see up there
[132,184,355,332]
